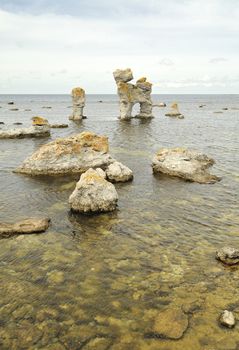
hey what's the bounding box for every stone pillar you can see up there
[69,87,85,120]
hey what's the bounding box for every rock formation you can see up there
[0,117,50,139]
[15,131,133,179]
[69,87,85,121]
[69,168,118,213]
[216,247,239,265]
[0,218,50,237]
[105,161,133,182]
[50,124,68,128]
[165,103,184,118]
[113,68,153,120]
[152,148,221,184]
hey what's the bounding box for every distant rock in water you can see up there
[222,107,228,110]
[153,102,166,107]
[213,111,223,114]
[32,116,49,126]
[42,106,52,109]
[152,148,221,184]
[113,68,153,119]
[0,122,4,125]
[8,102,14,105]
[10,108,19,111]
[69,168,118,213]
[199,104,206,108]
[50,123,68,128]
[69,87,86,121]
[25,109,31,111]
[0,125,50,139]
[165,103,184,118]
[216,247,239,265]
[13,122,23,125]
[0,217,50,237]
[15,131,133,178]
[219,310,236,328]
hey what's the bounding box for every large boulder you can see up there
[152,148,220,184]
[69,87,86,121]
[105,161,133,182]
[15,131,119,176]
[0,218,50,237]
[69,168,118,213]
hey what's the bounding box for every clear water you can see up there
[0,94,239,349]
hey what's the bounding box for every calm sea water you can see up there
[0,94,239,349]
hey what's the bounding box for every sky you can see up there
[0,0,238,94]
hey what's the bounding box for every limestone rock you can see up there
[219,310,236,328]
[0,218,50,237]
[32,116,49,126]
[152,307,189,339]
[15,131,114,176]
[69,168,118,213]
[152,148,220,184]
[113,68,153,119]
[165,102,184,118]
[105,161,133,182]
[50,123,68,128]
[69,87,86,121]
[0,125,50,139]
[216,247,239,265]
[8,102,14,105]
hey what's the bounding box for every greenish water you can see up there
[0,94,239,349]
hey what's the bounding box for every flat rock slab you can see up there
[0,125,50,139]
[152,148,221,184]
[0,218,50,237]
[152,307,189,339]
[216,247,239,265]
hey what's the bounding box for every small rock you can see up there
[32,116,49,126]
[105,161,133,182]
[199,104,206,108]
[165,102,184,118]
[69,168,118,213]
[0,217,50,237]
[152,307,189,339]
[0,122,4,125]
[213,111,223,114]
[25,109,31,111]
[42,106,52,109]
[13,122,23,125]
[10,108,19,111]
[222,108,228,110]
[50,123,68,128]
[8,102,14,105]
[98,100,103,103]
[216,247,239,265]
[219,310,236,328]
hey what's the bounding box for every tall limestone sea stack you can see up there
[113,68,153,120]
[69,87,85,121]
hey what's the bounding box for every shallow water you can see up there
[0,94,239,349]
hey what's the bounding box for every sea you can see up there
[0,94,238,349]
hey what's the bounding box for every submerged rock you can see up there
[69,87,86,121]
[105,161,133,182]
[0,122,4,125]
[199,104,206,108]
[69,168,118,213]
[113,68,153,119]
[152,148,220,184]
[0,125,50,139]
[15,131,117,176]
[165,102,184,118]
[216,247,239,265]
[8,102,14,105]
[13,122,23,125]
[219,310,236,328]
[50,123,68,128]
[153,102,166,107]
[0,218,50,237]
[152,307,189,339]
[10,108,19,111]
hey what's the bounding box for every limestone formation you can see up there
[105,161,133,182]
[69,87,85,121]
[152,307,189,339]
[0,117,50,139]
[219,310,236,328]
[113,68,153,119]
[152,148,221,184]
[15,131,132,178]
[0,218,50,237]
[165,102,184,118]
[216,247,239,265]
[69,168,118,213]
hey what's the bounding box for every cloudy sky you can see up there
[0,0,238,94]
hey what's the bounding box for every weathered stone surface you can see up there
[0,218,50,237]
[69,168,118,213]
[152,307,189,339]
[152,148,220,184]
[32,116,49,126]
[219,310,236,328]
[216,247,239,265]
[69,87,86,121]
[0,125,50,139]
[105,161,133,182]
[113,68,153,119]
[15,131,114,176]
[50,123,68,128]
[165,102,184,118]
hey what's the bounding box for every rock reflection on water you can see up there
[0,94,239,349]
